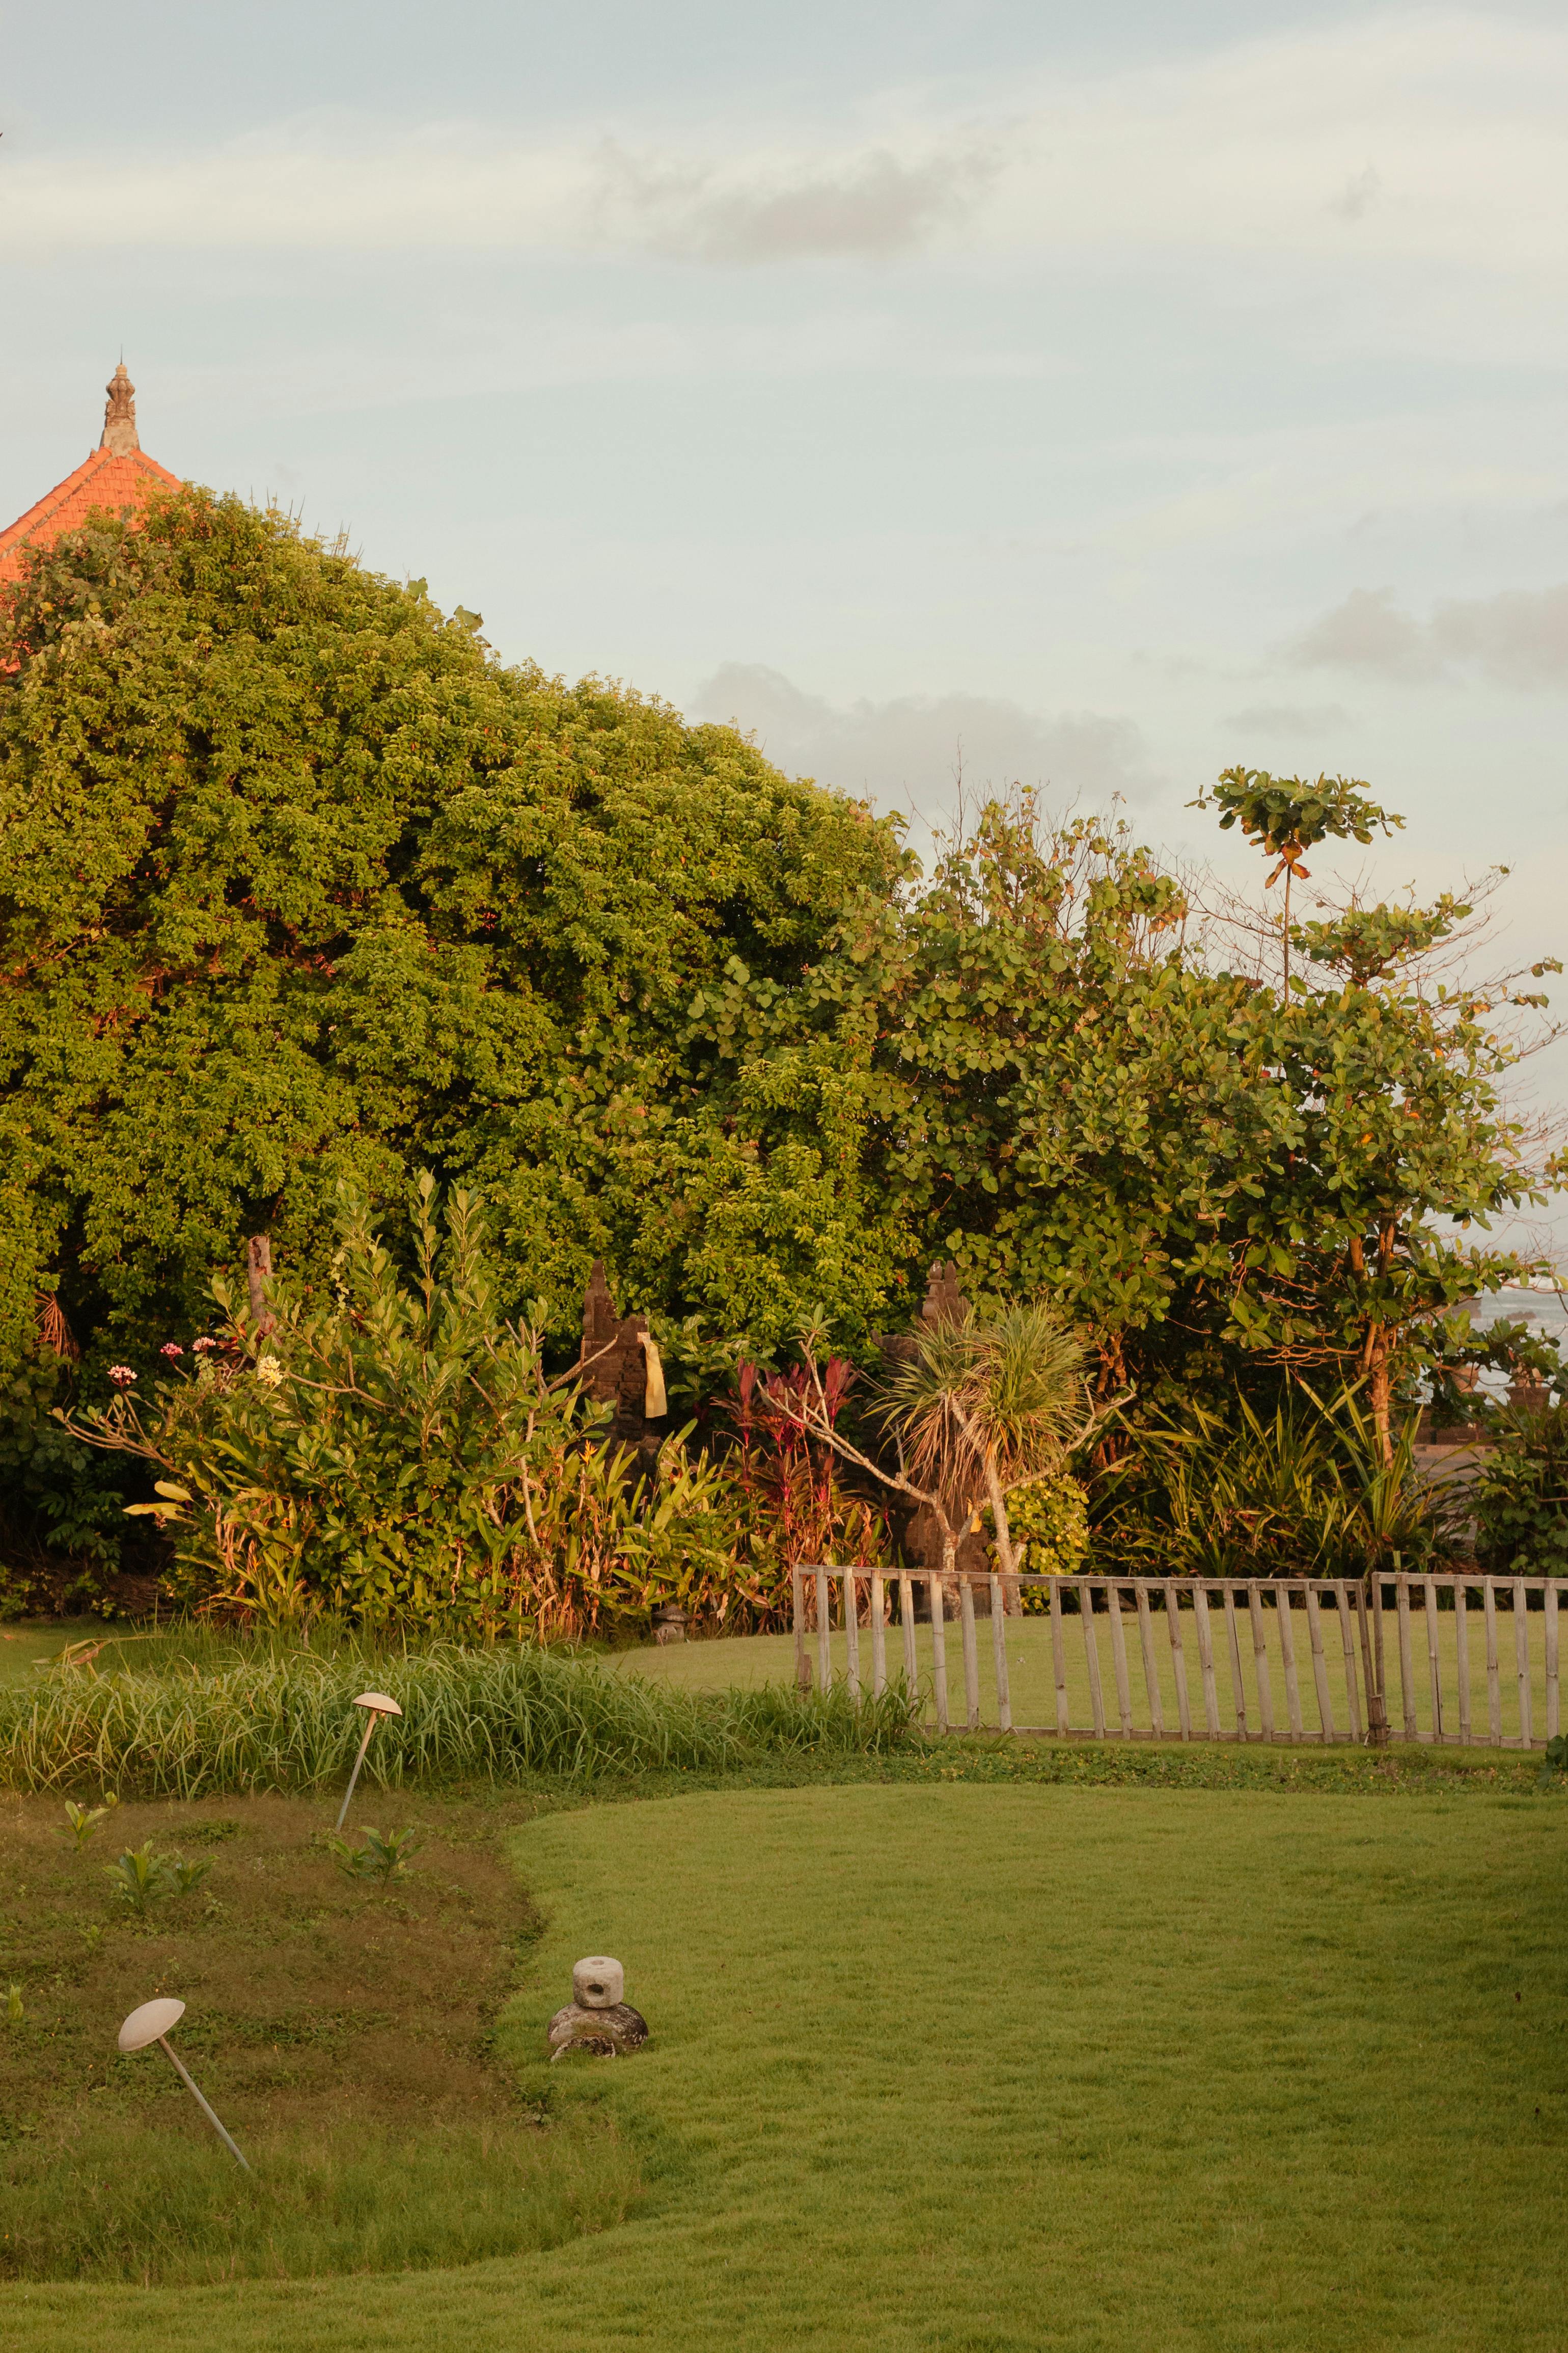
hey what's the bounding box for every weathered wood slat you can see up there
[815,1567,831,1693]
[1082,1587,1107,1739]
[1483,1579,1501,1746]
[1423,1576,1443,1744]
[1277,1587,1304,1743]
[1304,1584,1335,1740]
[1136,1584,1164,1739]
[1515,1578,1532,1748]
[870,1572,886,1698]
[1455,1582,1471,1746]
[1548,1583,1560,1744]
[959,1578,980,1732]
[1247,1582,1274,1742]
[1223,1587,1249,1740]
[793,1567,810,1693]
[844,1569,861,1700]
[1192,1585,1221,1737]
[1164,1581,1193,1741]
[1396,1576,1417,1740]
[929,1576,949,1734]
[1334,1583,1363,1743]
[1051,1579,1070,1736]
[989,1575,1012,1733]
[899,1573,918,1693]
[1107,1583,1134,1738]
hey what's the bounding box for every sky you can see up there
[2,0,1564,1235]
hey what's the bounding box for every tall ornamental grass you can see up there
[0,1643,914,1797]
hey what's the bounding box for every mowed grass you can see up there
[619,1597,1558,1748]
[6,1779,1563,2351]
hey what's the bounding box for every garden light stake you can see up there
[117,1997,251,2172]
[336,1690,403,1831]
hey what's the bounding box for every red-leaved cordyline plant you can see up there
[728,1358,887,1626]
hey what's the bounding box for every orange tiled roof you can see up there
[0,364,182,585]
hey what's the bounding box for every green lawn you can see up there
[6,1778,1562,2350]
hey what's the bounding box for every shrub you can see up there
[63,1177,758,1639]
[1472,1402,1568,1577]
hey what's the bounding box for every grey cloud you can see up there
[691,663,1161,809]
[1329,165,1382,223]
[1221,700,1354,736]
[1290,584,1568,689]
[594,140,1001,264]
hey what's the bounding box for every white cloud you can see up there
[3,11,1567,281]
[691,663,1160,815]
[1290,583,1568,688]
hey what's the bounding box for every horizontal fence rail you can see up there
[791,1567,1568,1750]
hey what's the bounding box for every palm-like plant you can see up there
[877,1305,1093,1581]
[791,1303,1119,1592]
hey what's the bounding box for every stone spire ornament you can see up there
[99,362,141,457]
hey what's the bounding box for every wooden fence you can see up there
[791,1566,1568,1750]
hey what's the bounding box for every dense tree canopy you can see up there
[0,491,904,1381]
[0,490,1557,1561]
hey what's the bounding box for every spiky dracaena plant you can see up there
[875,1305,1095,1580]
[786,1304,1121,1588]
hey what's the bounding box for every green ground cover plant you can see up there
[0,1791,641,2287]
[2,1779,1562,2350]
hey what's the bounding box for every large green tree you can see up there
[0,490,905,1384]
[692,795,1557,1441]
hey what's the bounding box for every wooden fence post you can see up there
[1164,1581,1192,1742]
[793,1567,810,1693]
[844,1568,861,1701]
[899,1574,918,1694]
[1248,1582,1274,1743]
[1136,1584,1164,1739]
[815,1567,832,1693]
[1050,1578,1070,1736]
[1107,1582,1133,1739]
[959,1578,980,1731]
[870,1573,887,1698]
[989,1575,1012,1733]
[928,1576,949,1733]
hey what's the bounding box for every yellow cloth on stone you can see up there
[640,1336,667,1419]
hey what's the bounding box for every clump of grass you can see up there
[0,2115,641,2283]
[0,1643,914,1797]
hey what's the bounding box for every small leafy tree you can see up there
[1191,767,1403,995]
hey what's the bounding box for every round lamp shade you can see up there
[119,1996,185,2052]
[353,1691,402,1717]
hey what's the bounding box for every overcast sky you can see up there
[3,0,1564,1240]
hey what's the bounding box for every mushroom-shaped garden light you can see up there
[336,1690,403,1831]
[118,1997,251,2171]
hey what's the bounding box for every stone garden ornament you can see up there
[336,1690,402,1831]
[118,1996,251,2171]
[548,1956,649,2061]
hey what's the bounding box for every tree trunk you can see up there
[246,1235,274,1336]
[1367,1328,1393,1469]
[982,1458,1024,1618]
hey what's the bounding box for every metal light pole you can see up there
[118,1997,251,2172]
[335,1690,403,1831]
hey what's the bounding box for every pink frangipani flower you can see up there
[160,1342,184,1359]
[107,1366,137,1387]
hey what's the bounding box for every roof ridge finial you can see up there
[99,361,140,457]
